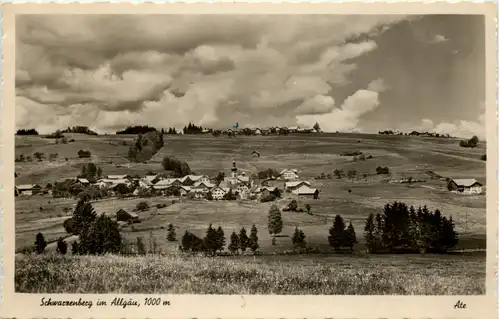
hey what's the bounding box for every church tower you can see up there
[231,160,238,178]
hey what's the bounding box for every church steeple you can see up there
[231,160,238,177]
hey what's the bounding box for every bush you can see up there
[167,223,176,242]
[35,233,47,254]
[292,227,306,249]
[136,201,149,211]
[340,151,363,156]
[260,194,276,203]
[63,218,76,234]
[56,237,68,255]
[376,166,390,174]
[77,150,92,158]
[459,136,479,148]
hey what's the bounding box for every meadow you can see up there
[14,133,487,294]
[15,252,485,294]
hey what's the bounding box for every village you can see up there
[15,161,321,204]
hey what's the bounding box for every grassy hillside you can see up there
[15,134,487,253]
[15,253,485,294]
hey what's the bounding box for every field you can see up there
[15,133,487,294]
[15,253,485,294]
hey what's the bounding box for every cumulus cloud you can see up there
[409,110,486,140]
[431,34,448,43]
[296,85,382,132]
[16,15,412,132]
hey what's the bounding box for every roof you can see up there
[193,181,215,188]
[285,181,311,188]
[110,179,129,185]
[280,169,299,175]
[16,184,40,190]
[77,178,90,183]
[237,176,250,183]
[180,186,191,191]
[144,175,158,182]
[180,175,207,182]
[107,175,129,179]
[153,185,172,190]
[294,185,318,195]
[155,178,180,186]
[450,179,483,187]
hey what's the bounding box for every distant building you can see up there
[15,184,42,196]
[210,187,227,200]
[116,209,140,223]
[107,175,130,180]
[254,128,262,135]
[279,169,299,180]
[292,185,319,199]
[447,179,483,194]
[179,186,191,196]
[180,175,210,185]
[75,178,90,186]
[284,180,311,192]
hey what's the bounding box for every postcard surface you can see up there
[0,2,497,318]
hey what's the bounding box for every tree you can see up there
[305,204,311,215]
[71,241,80,255]
[35,232,47,254]
[313,122,321,132]
[78,214,122,255]
[216,226,225,252]
[239,227,249,253]
[249,224,259,253]
[292,227,306,249]
[333,169,343,179]
[181,231,192,252]
[364,213,377,253]
[376,166,389,174]
[228,231,240,255]
[203,224,219,255]
[287,199,298,212]
[71,199,97,235]
[33,152,45,161]
[167,223,176,241]
[136,201,149,211]
[344,222,357,252]
[268,204,283,236]
[136,237,147,255]
[328,215,346,252]
[56,237,68,255]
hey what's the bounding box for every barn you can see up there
[447,179,483,195]
[116,209,140,223]
[15,184,42,196]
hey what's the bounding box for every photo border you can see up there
[1,2,497,318]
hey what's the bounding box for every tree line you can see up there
[62,126,98,135]
[127,131,165,162]
[16,129,39,135]
[183,123,204,135]
[116,125,157,135]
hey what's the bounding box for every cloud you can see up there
[15,15,412,132]
[296,86,381,132]
[409,110,486,140]
[367,78,388,93]
[431,34,448,43]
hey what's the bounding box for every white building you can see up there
[279,169,299,180]
[285,180,311,192]
[448,179,483,195]
[291,185,319,198]
[210,187,227,200]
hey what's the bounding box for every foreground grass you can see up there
[15,253,485,295]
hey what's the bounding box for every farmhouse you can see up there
[210,187,227,200]
[292,185,319,199]
[279,169,299,180]
[180,175,210,185]
[179,186,191,196]
[191,181,215,193]
[116,209,140,223]
[15,184,42,196]
[74,178,90,186]
[448,179,483,194]
[285,181,311,192]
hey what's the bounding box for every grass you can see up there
[15,253,486,294]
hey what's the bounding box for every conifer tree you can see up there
[249,224,259,253]
[35,232,47,254]
[268,204,283,237]
[56,237,68,255]
[72,198,97,236]
[344,222,357,252]
[239,227,249,253]
[79,214,122,255]
[228,231,240,255]
[328,215,345,252]
[292,227,306,249]
[71,241,81,255]
[363,213,376,253]
[203,224,218,255]
[167,223,176,241]
[216,226,226,252]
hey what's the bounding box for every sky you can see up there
[15,14,486,138]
